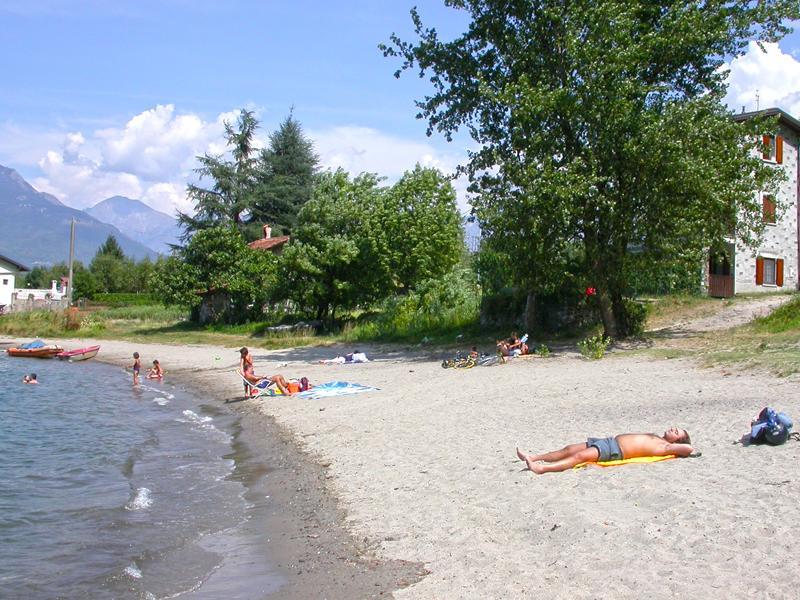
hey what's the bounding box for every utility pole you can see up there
[67,218,75,306]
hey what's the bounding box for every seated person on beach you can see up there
[319,350,369,364]
[147,360,164,379]
[507,333,529,356]
[516,428,693,474]
[238,369,294,396]
[23,373,38,384]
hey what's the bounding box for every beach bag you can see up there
[750,407,793,445]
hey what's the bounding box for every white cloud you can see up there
[724,41,800,116]
[25,104,230,210]
[5,105,472,215]
[310,125,471,211]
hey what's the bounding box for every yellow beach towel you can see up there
[573,455,676,469]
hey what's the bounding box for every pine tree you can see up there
[178,109,260,239]
[96,235,125,260]
[250,113,318,235]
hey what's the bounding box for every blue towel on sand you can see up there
[296,381,378,400]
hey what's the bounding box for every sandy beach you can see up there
[4,297,799,599]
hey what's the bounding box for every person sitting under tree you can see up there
[516,427,694,474]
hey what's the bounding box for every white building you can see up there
[0,254,30,311]
[706,108,800,297]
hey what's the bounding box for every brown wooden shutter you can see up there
[763,195,776,224]
[756,256,764,285]
[777,258,784,287]
[776,136,783,164]
[762,135,772,160]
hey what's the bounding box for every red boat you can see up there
[7,340,63,358]
[57,345,101,362]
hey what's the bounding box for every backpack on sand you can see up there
[750,407,794,445]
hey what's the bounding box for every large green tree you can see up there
[152,226,277,324]
[251,114,319,234]
[384,0,797,336]
[280,166,465,320]
[381,164,464,291]
[279,170,390,320]
[178,109,260,239]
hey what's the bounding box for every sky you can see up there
[0,1,799,217]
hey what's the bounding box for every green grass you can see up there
[664,294,800,376]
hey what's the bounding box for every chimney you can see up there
[263,224,272,239]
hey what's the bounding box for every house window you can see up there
[756,256,784,286]
[763,258,776,285]
[2,278,7,285]
[762,134,784,164]
[763,194,776,225]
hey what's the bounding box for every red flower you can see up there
[585,287,596,296]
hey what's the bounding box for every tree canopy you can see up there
[251,114,319,235]
[384,0,798,336]
[279,166,464,321]
[152,226,278,324]
[178,109,261,239]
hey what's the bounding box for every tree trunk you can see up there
[524,291,537,334]
[597,290,618,338]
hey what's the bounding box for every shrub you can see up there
[623,299,649,337]
[535,343,551,357]
[64,307,81,330]
[578,334,612,359]
[344,268,480,341]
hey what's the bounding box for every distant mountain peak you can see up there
[0,163,158,266]
[86,195,181,254]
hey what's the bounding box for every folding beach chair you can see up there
[236,370,280,398]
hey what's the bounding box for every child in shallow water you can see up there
[131,352,141,385]
[147,360,164,379]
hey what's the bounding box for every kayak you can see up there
[56,345,101,362]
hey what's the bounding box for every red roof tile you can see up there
[248,235,290,251]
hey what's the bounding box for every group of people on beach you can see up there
[497,333,529,360]
[130,352,164,385]
[238,346,296,396]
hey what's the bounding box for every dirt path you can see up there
[651,293,793,336]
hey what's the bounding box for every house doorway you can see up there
[708,248,734,298]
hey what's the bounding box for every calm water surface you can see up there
[0,351,282,598]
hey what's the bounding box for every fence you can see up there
[9,292,68,313]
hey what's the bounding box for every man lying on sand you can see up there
[516,428,693,474]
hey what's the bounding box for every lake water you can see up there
[0,351,283,598]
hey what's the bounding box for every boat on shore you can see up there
[57,345,101,362]
[7,340,63,358]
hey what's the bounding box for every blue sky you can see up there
[0,1,799,216]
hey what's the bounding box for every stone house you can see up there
[706,108,800,297]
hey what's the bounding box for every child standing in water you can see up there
[131,352,141,385]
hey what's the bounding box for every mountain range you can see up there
[0,165,162,267]
[85,195,182,255]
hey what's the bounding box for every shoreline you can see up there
[0,336,426,599]
[6,330,800,597]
